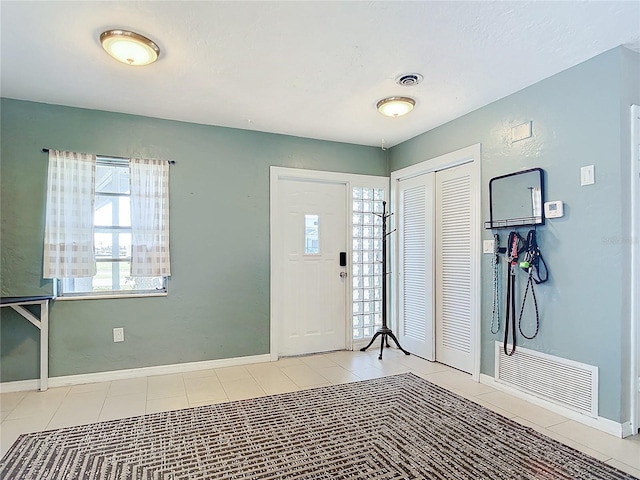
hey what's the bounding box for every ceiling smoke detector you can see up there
[395,73,423,87]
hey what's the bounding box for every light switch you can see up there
[580,165,595,186]
[483,239,495,254]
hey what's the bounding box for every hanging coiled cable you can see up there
[518,270,539,339]
[517,229,548,340]
[490,233,501,335]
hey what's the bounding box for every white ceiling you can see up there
[1,1,639,148]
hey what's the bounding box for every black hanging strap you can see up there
[521,229,548,284]
[518,272,540,339]
[517,229,548,340]
[503,231,524,356]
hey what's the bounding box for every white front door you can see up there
[276,177,348,356]
[397,172,435,360]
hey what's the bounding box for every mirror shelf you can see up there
[486,167,545,230]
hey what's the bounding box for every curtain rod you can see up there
[41,148,176,165]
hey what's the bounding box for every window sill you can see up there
[56,292,168,301]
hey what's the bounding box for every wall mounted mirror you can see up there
[485,168,545,229]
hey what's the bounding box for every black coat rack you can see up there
[360,201,411,360]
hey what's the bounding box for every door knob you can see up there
[339,271,348,278]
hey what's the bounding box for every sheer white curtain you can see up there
[43,150,96,278]
[129,158,171,277]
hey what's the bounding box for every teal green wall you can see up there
[389,46,640,423]
[0,99,386,381]
[2,46,638,425]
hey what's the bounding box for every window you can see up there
[351,187,384,340]
[304,214,319,254]
[59,158,166,297]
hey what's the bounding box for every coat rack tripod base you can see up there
[359,200,410,360]
[360,326,410,360]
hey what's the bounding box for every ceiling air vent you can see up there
[396,73,423,87]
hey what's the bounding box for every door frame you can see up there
[390,144,482,380]
[630,105,640,434]
[270,166,389,361]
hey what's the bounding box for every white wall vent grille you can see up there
[495,342,598,417]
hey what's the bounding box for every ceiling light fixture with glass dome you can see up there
[376,97,415,117]
[100,30,160,66]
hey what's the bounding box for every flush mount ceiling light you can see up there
[100,30,160,66]
[376,97,415,117]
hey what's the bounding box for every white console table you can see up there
[1,296,52,391]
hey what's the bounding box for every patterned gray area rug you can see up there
[0,373,636,479]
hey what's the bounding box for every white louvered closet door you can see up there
[435,162,475,373]
[397,173,435,360]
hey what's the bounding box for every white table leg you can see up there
[40,300,49,391]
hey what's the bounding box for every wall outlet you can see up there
[113,327,125,343]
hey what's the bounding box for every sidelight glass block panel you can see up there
[351,186,386,341]
[304,214,319,254]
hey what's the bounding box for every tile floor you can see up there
[1,348,639,477]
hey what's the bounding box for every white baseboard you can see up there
[0,378,39,394]
[0,354,271,394]
[479,373,631,439]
